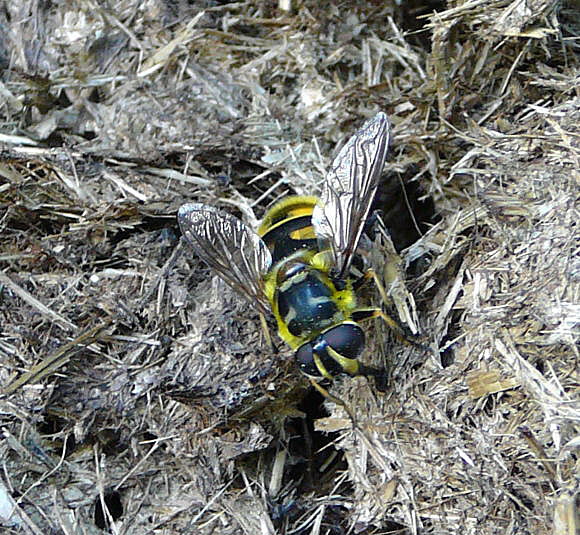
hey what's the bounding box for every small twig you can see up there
[2,320,112,395]
[0,271,77,332]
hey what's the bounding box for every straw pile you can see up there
[1,1,578,534]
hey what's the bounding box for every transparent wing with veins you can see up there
[178,203,272,314]
[312,112,391,279]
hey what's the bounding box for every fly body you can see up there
[178,112,397,384]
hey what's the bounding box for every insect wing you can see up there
[312,112,390,279]
[178,203,272,314]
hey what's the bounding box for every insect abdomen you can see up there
[258,196,319,264]
[260,215,318,264]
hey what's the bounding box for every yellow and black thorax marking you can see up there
[177,112,394,384]
[259,196,358,350]
[258,196,318,264]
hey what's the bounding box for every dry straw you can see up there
[0,1,578,534]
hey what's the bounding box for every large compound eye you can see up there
[295,341,319,377]
[322,323,365,360]
[295,324,365,378]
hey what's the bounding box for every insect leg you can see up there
[352,268,388,302]
[352,307,430,354]
[309,378,357,426]
[352,307,401,332]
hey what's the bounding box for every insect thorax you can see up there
[262,254,356,349]
[259,195,358,349]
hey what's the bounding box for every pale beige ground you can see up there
[0,1,578,534]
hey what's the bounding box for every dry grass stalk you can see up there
[0,1,577,534]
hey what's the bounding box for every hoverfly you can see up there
[178,112,398,387]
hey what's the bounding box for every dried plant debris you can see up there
[0,0,578,534]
